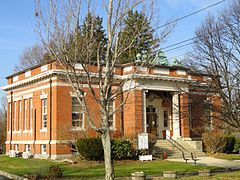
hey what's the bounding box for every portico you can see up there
[141,79,190,140]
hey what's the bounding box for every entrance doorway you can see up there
[146,105,158,137]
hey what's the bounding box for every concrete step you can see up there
[153,139,206,159]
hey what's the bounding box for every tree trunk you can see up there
[101,130,114,180]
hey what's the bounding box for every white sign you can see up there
[138,133,149,149]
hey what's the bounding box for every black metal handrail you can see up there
[166,134,188,153]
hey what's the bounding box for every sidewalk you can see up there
[167,156,240,170]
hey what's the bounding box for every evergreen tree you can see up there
[81,13,108,63]
[118,10,156,64]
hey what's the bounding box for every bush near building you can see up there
[76,138,134,161]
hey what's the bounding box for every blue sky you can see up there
[0,0,226,95]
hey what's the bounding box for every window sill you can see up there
[13,131,21,134]
[70,127,85,131]
[23,130,32,133]
[40,129,47,132]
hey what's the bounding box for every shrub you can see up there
[224,135,236,153]
[76,138,104,161]
[202,130,227,153]
[234,138,240,153]
[111,139,133,160]
[76,138,136,160]
[47,165,63,179]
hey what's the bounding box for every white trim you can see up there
[23,130,32,133]
[35,140,49,144]
[2,69,61,91]
[176,69,187,75]
[13,76,19,82]
[75,63,83,70]
[6,140,69,145]
[50,140,69,144]
[123,66,133,73]
[153,68,170,75]
[23,93,33,99]
[70,127,85,131]
[138,67,148,72]
[12,96,22,102]
[41,64,48,72]
[40,93,48,99]
[41,144,47,154]
[12,131,21,134]
[25,71,31,78]
[40,128,47,132]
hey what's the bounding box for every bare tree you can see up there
[0,96,7,153]
[14,43,49,72]
[187,0,240,131]
[34,0,174,179]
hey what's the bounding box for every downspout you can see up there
[10,91,13,150]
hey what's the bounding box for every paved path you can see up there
[0,175,10,180]
[167,156,240,170]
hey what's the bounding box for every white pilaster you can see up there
[142,90,147,133]
[172,92,181,139]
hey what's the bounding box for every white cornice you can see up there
[2,69,66,91]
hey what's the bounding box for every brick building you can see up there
[3,61,220,159]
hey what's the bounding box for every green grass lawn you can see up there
[210,153,240,161]
[0,155,220,179]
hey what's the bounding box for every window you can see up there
[8,103,12,131]
[15,144,19,152]
[25,144,31,152]
[13,102,17,131]
[41,144,47,154]
[42,99,47,129]
[72,97,84,129]
[29,98,33,130]
[163,110,169,127]
[19,101,22,130]
[24,99,27,130]
[204,98,213,130]
[109,100,115,129]
[188,103,193,130]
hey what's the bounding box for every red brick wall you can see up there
[123,90,143,138]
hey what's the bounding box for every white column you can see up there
[142,90,147,133]
[172,92,181,139]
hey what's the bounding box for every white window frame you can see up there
[25,144,31,152]
[13,102,17,131]
[24,99,27,130]
[71,96,84,130]
[41,144,47,154]
[29,98,33,130]
[204,99,213,130]
[19,100,22,131]
[15,144,19,152]
[188,103,193,130]
[109,100,116,130]
[41,99,47,130]
[8,102,12,132]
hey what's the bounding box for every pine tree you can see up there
[118,10,156,64]
[81,13,108,63]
